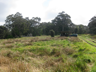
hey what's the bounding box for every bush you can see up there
[50,30,55,37]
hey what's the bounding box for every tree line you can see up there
[0,11,93,39]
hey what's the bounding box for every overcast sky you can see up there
[0,0,96,26]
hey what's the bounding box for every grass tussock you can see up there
[0,55,10,65]
[30,37,39,42]
[39,38,51,41]
[0,50,21,61]
[14,39,21,42]
[62,47,75,55]
[68,37,81,42]
[2,40,14,44]
[44,60,56,68]
[50,49,61,56]
[8,62,30,72]
[55,36,68,40]
[23,50,35,57]
[0,45,4,48]
[5,44,14,48]
[23,42,32,46]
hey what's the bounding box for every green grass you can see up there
[0,35,96,72]
[79,35,96,47]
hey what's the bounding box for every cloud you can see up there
[0,0,16,25]
[44,11,58,22]
[0,0,96,25]
[43,0,96,25]
[10,0,46,17]
[43,0,51,7]
[0,2,8,22]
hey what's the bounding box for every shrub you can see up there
[50,30,55,37]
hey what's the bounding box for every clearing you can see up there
[0,35,96,72]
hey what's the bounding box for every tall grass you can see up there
[0,35,95,72]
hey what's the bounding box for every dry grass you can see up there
[54,36,68,40]
[8,61,30,72]
[5,44,14,48]
[0,50,21,60]
[30,37,39,42]
[23,42,32,46]
[0,61,30,72]
[29,36,67,42]
[39,38,51,41]
[62,47,75,55]
[50,49,61,57]
[44,60,55,68]
[2,40,14,44]
[0,49,31,72]
[14,39,21,42]
[68,37,81,42]
[0,45,4,48]
[0,55,10,65]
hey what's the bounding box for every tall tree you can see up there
[88,16,96,34]
[4,12,29,37]
[0,26,9,39]
[52,11,72,33]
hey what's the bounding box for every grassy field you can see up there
[79,34,96,47]
[0,35,96,72]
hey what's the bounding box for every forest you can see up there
[0,11,94,39]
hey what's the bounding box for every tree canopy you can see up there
[88,16,96,34]
[0,11,89,39]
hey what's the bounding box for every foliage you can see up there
[88,16,96,34]
[0,11,89,39]
[4,12,41,38]
[0,26,12,39]
[52,11,72,34]
[50,29,55,37]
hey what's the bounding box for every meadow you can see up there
[0,35,96,72]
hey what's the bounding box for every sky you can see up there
[0,0,96,26]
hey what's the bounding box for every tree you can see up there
[52,11,72,34]
[4,12,31,37]
[74,28,78,34]
[88,16,96,34]
[50,30,55,37]
[0,26,10,39]
[28,17,41,36]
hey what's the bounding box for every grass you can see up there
[0,35,96,72]
[79,34,96,46]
